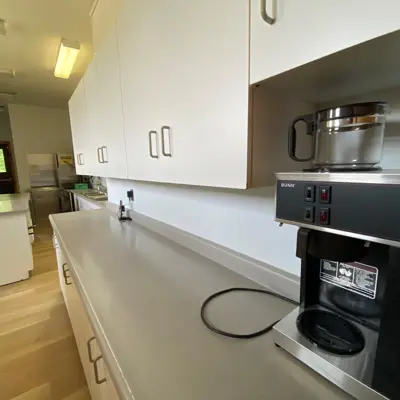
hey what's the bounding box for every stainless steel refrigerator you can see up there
[28,154,78,226]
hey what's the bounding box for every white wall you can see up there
[8,104,73,192]
[107,179,301,275]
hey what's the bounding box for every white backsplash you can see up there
[107,130,400,278]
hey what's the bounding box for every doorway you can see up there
[0,142,16,194]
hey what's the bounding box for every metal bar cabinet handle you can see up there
[261,0,276,25]
[87,336,96,363]
[97,148,104,164]
[93,355,107,384]
[161,126,172,157]
[101,146,108,163]
[62,263,72,285]
[148,130,159,159]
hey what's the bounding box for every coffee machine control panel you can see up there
[276,179,400,244]
[302,184,331,225]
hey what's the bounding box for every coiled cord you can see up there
[200,288,299,339]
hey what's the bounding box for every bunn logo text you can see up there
[281,183,296,188]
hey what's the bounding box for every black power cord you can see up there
[200,288,299,339]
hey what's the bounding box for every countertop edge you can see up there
[0,207,30,215]
[0,193,31,214]
[50,213,134,400]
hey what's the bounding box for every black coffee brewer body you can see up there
[274,170,400,400]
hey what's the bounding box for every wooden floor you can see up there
[0,223,91,400]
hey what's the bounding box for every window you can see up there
[0,149,7,173]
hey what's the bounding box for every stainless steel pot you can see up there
[288,102,388,170]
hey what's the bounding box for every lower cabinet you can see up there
[55,236,119,400]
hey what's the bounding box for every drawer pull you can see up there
[87,336,96,363]
[101,146,109,163]
[97,147,104,164]
[93,355,107,384]
[148,130,159,159]
[261,0,276,25]
[161,125,172,157]
[61,263,72,285]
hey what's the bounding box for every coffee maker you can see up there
[274,170,400,400]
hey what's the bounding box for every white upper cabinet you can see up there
[250,0,400,84]
[71,0,400,187]
[69,79,89,175]
[118,0,250,188]
[83,59,103,177]
[117,0,167,183]
[95,23,128,179]
[69,24,127,179]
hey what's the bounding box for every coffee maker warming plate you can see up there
[273,306,388,400]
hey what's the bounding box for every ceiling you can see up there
[0,0,94,108]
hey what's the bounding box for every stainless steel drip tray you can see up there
[273,306,388,400]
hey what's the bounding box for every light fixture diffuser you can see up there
[54,39,80,79]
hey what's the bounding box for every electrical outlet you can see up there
[127,189,134,202]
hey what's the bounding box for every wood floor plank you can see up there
[0,222,91,400]
[9,384,52,400]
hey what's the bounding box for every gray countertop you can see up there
[50,209,350,400]
[0,193,30,214]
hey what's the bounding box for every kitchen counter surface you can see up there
[0,193,30,214]
[50,209,351,400]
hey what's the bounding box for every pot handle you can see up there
[288,114,315,162]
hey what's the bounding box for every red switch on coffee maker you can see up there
[319,208,330,225]
[319,186,331,203]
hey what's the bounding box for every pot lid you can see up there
[317,101,388,122]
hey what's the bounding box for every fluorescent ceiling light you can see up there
[0,20,6,36]
[54,39,80,79]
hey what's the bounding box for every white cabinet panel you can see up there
[84,60,103,177]
[117,0,166,182]
[250,0,400,84]
[69,79,89,175]
[118,0,250,188]
[55,239,119,400]
[69,33,127,180]
[95,24,128,179]
[157,0,250,188]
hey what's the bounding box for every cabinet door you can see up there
[68,79,88,175]
[117,0,168,182]
[55,243,119,400]
[96,23,128,179]
[55,253,102,398]
[250,0,400,84]
[118,0,250,188]
[83,59,103,176]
